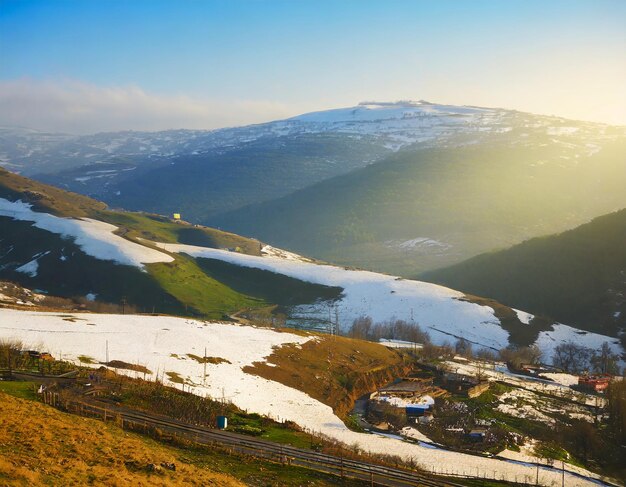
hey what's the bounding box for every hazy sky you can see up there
[1,0,625,133]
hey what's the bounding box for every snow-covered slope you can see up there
[154,241,623,360]
[0,307,606,486]
[286,100,507,151]
[292,101,488,122]
[0,180,621,362]
[0,198,172,268]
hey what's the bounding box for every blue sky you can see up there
[1,0,625,132]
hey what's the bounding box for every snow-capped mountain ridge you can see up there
[290,100,493,123]
[3,100,618,176]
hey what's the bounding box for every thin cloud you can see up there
[0,78,300,134]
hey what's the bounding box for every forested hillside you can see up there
[212,136,626,276]
[423,209,626,338]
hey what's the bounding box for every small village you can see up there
[354,343,621,463]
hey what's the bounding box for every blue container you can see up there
[406,405,428,416]
[217,415,228,429]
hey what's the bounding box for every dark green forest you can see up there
[423,209,626,337]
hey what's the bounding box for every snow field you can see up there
[0,308,609,486]
[154,241,623,361]
[0,198,173,268]
[447,360,606,408]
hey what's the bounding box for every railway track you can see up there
[69,398,464,487]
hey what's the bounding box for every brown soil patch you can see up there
[104,360,153,374]
[186,354,231,365]
[243,335,414,418]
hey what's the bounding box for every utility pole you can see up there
[536,463,539,485]
[105,340,109,364]
[328,304,332,335]
[203,346,207,386]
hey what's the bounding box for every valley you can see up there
[3,101,624,276]
[3,3,625,486]
[0,169,623,483]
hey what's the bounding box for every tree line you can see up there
[344,316,622,375]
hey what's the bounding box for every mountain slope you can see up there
[0,168,337,318]
[0,168,622,358]
[211,134,626,276]
[91,133,388,220]
[422,209,626,338]
[148,240,623,359]
[6,101,624,276]
[0,101,508,177]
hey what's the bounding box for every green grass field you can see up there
[147,256,264,318]
[0,380,38,400]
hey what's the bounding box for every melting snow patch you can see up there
[385,237,452,252]
[400,426,437,445]
[547,127,579,136]
[15,251,51,277]
[16,259,40,277]
[514,309,534,325]
[535,323,623,363]
[539,373,579,387]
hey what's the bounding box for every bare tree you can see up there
[346,316,430,344]
[455,338,473,358]
[552,342,593,373]
[499,345,543,369]
[606,377,626,444]
[590,342,620,375]
[348,316,373,339]
[475,348,497,362]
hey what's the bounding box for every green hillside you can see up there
[422,209,626,337]
[0,167,263,254]
[0,168,337,319]
[211,134,626,276]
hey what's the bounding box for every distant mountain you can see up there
[2,101,625,275]
[212,130,626,276]
[4,101,513,221]
[0,101,512,175]
[422,209,626,339]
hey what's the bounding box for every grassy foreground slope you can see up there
[0,389,362,487]
[0,392,241,486]
[423,209,626,337]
